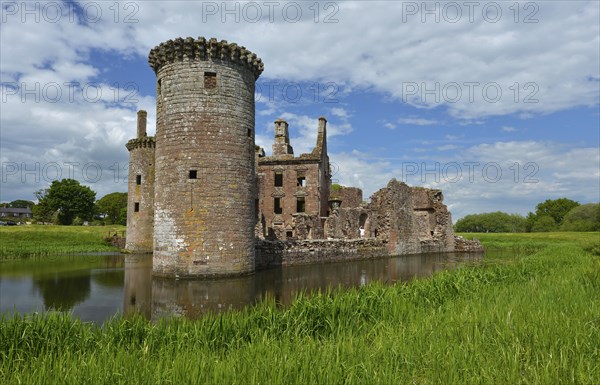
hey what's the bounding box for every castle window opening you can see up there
[296,197,305,213]
[134,202,140,212]
[274,172,283,187]
[247,128,252,137]
[189,170,198,179]
[286,231,293,238]
[157,79,161,95]
[136,175,141,185]
[297,176,306,187]
[359,213,368,228]
[274,198,282,214]
[204,71,217,88]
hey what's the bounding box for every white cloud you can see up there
[501,126,517,132]
[436,144,460,151]
[397,118,438,126]
[3,1,597,118]
[330,107,350,119]
[327,140,599,220]
[0,0,598,211]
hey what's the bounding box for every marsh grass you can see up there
[0,225,125,259]
[1,232,598,384]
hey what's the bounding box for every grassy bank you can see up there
[1,232,598,384]
[0,225,125,259]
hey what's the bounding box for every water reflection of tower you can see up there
[151,275,259,319]
[123,255,152,319]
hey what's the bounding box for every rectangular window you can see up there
[296,197,305,213]
[274,198,282,214]
[274,172,283,187]
[136,174,141,185]
[286,231,293,238]
[297,176,306,187]
[134,202,140,212]
[204,72,217,89]
[189,170,197,179]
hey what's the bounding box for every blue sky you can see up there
[1,0,599,220]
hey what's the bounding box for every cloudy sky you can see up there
[1,0,598,220]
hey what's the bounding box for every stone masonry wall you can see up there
[257,118,330,240]
[454,235,485,252]
[255,238,389,269]
[150,38,263,278]
[125,111,155,253]
[330,186,363,209]
[366,179,456,255]
[258,161,322,238]
[324,207,370,239]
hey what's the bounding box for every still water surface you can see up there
[0,253,481,323]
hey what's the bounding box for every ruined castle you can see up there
[126,37,481,278]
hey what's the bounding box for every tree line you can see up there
[3,179,128,225]
[455,198,600,233]
[5,179,599,231]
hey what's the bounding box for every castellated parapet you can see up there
[126,110,155,252]
[148,37,264,79]
[150,37,263,278]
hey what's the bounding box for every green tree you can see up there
[9,199,35,208]
[560,203,600,231]
[531,215,558,232]
[118,207,128,226]
[37,179,96,225]
[96,192,128,225]
[454,212,527,233]
[525,212,536,232]
[534,198,580,226]
[32,189,52,223]
[525,198,581,232]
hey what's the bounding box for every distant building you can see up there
[0,206,32,219]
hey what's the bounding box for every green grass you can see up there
[1,232,598,384]
[0,225,125,259]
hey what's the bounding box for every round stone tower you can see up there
[148,37,264,278]
[125,110,155,252]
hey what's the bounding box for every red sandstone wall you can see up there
[150,38,263,277]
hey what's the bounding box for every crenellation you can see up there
[126,136,156,151]
[148,37,264,79]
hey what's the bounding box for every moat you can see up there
[0,252,482,323]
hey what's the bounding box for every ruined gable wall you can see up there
[366,179,455,255]
[331,186,363,209]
